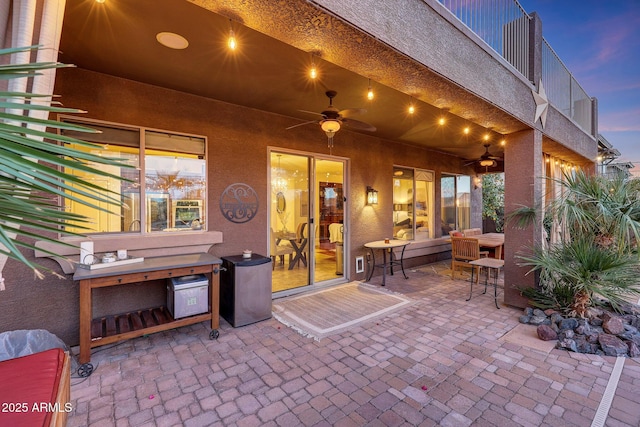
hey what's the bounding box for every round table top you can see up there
[364,239,410,249]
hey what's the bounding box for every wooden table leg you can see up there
[210,269,220,330]
[79,280,92,365]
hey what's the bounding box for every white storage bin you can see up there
[167,274,209,319]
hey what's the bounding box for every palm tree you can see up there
[0,46,131,276]
[510,170,640,316]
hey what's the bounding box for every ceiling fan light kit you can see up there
[287,90,375,152]
[321,119,340,134]
[479,159,497,167]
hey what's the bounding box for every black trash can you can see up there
[220,254,272,327]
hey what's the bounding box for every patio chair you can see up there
[450,236,489,283]
[462,228,482,236]
[270,228,293,270]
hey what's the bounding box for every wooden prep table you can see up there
[73,253,222,374]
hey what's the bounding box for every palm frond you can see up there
[0,46,135,271]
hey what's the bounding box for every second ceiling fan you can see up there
[287,90,376,151]
[465,144,503,169]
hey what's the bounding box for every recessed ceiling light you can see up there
[156,32,189,50]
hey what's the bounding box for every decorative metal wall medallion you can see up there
[220,183,259,223]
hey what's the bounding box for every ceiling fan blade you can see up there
[286,120,318,130]
[463,160,476,166]
[339,108,366,118]
[341,118,376,132]
[297,109,326,117]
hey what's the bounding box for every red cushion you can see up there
[0,348,65,427]
[451,232,463,237]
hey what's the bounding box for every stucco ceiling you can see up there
[58,0,527,165]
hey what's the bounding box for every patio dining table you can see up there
[475,233,504,259]
[445,232,504,259]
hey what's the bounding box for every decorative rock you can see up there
[586,333,600,344]
[628,341,640,358]
[625,333,640,347]
[559,318,578,330]
[622,314,635,325]
[575,320,592,335]
[537,324,557,341]
[620,303,640,316]
[521,303,640,358]
[519,315,531,324]
[602,316,625,335]
[587,307,604,318]
[590,317,603,327]
[557,338,577,352]
[532,309,546,318]
[574,335,598,354]
[558,329,574,340]
[598,334,628,357]
[550,313,564,325]
[529,316,549,325]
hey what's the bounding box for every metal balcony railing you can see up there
[437,0,594,134]
[438,0,530,78]
[542,40,593,133]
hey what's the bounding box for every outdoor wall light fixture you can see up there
[366,186,378,205]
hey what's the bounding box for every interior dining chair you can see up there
[450,236,489,283]
[270,228,294,270]
[462,228,482,237]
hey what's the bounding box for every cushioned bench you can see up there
[0,348,71,427]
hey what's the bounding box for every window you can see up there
[441,174,471,234]
[61,118,206,234]
[392,167,434,241]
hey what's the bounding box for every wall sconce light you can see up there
[473,176,482,189]
[366,186,378,205]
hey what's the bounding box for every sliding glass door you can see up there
[441,174,471,234]
[269,151,346,294]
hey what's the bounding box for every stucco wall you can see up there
[0,67,477,346]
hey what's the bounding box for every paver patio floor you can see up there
[67,262,640,426]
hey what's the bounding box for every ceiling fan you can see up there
[287,90,376,151]
[464,144,503,168]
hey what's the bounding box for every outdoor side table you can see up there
[364,240,409,286]
[467,257,504,309]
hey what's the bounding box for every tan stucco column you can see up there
[503,129,544,307]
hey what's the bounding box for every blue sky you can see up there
[518,0,640,175]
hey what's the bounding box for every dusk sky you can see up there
[518,0,640,175]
